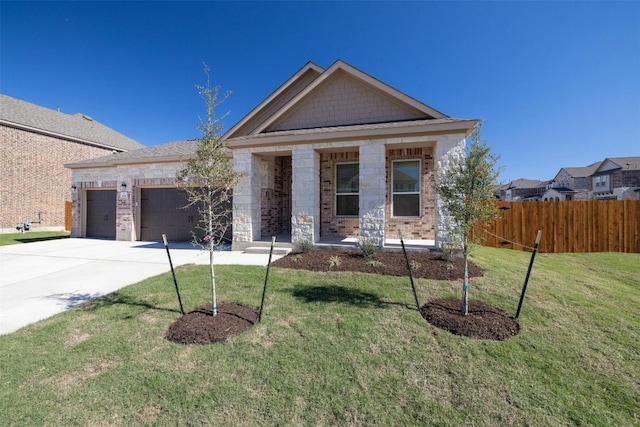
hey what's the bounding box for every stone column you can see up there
[70,182,81,238]
[291,146,319,245]
[435,136,466,248]
[232,149,261,250]
[359,141,386,248]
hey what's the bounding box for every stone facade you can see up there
[0,124,120,231]
[435,138,466,245]
[552,169,591,200]
[70,162,184,240]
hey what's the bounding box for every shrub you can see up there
[358,238,379,259]
[294,239,313,253]
[328,255,342,268]
[367,259,383,268]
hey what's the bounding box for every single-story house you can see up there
[66,60,478,249]
[0,94,143,232]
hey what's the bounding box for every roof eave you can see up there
[1,119,128,152]
[226,119,478,149]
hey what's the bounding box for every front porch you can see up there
[241,233,436,254]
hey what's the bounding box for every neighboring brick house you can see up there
[0,94,144,232]
[67,60,478,249]
[590,157,640,200]
[547,162,601,200]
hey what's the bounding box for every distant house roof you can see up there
[65,139,202,169]
[547,187,576,194]
[502,179,546,190]
[600,156,640,172]
[557,161,602,179]
[0,94,144,152]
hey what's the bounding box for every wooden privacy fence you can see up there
[65,201,72,231]
[476,200,640,253]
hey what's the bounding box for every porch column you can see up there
[359,141,386,248]
[291,146,320,245]
[435,137,466,248]
[232,149,261,249]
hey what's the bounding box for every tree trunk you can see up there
[461,240,469,316]
[209,204,217,317]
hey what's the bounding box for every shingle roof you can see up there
[0,94,144,151]
[65,139,212,168]
[560,161,602,178]
[502,179,546,189]
[608,157,640,170]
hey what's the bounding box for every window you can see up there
[392,159,420,216]
[594,175,609,191]
[336,163,359,216]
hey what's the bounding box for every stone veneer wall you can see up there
[70,162,184,240]
[435,138,466,247]
[385,147,436,240]
[320,151,360,238]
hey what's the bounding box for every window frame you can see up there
[391,159,421,217]
[335,162,359,217]
[593,175,610,192]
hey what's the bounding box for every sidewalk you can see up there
[0,238,283,335]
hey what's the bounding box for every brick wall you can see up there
[386,147,436,240]
[260,156,291,238]
[317,147,436,241]
[320,151,360,238]
[0,124,117,231]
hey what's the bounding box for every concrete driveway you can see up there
[0,238,281,335]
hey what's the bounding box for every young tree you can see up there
[435,124,501,315]
[176,64,241,317]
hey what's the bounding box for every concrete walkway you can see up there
[0,238,283,335]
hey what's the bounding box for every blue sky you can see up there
[2,1,638,182]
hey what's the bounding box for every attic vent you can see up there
[82,114,93,121]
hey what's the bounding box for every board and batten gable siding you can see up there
[267,71,424,132]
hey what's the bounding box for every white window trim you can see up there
[391,159,421,218]
[335,162,359,217]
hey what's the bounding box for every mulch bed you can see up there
[165,303,258,345]
[164,249,519,344]
[270,250,484,280]
[421,298,520,340]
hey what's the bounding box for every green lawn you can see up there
[0,231,69,246]
[1,247,638,426]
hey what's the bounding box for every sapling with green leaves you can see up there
[176,64,241,316]
[435,124,501,315]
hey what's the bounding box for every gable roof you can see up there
[0,94,144,152]
[597,156,640,173]
[502,178,547,190]
[224,60,461,143]
[556,161,602,179]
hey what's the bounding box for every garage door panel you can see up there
[140,188,201,242]
[86,190,116,239]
